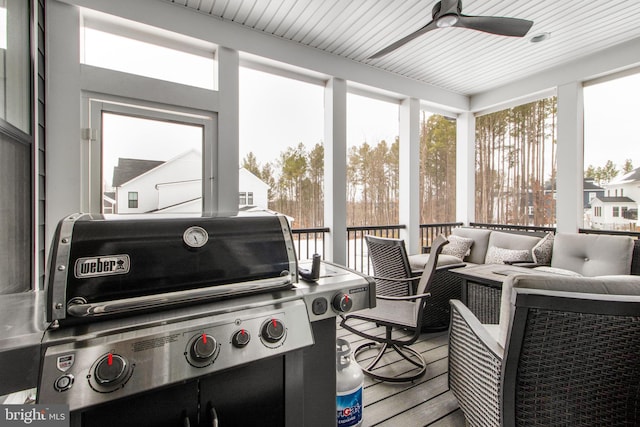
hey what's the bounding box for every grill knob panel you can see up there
[185,333,220,367]
[190,334,217,360]
[232,329,251,348]
[261,319,286,344]
[332,293,353,313]
[94,354,128,386]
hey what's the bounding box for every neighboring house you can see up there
[582,178,605,209]
[239,168,269,209]
[591,167,640,230]
[103,191,116,214]
[110,151,269,213]
[115,150,201,214]
[590,196,637,230]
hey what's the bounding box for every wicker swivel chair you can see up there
[340,234,448,382]
[448,274,640,426]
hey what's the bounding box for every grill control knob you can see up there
[190,334,217,361]
[232,329,251,348]
[94,354,128,386]
[261,319,285,343]
[332,293,353,313]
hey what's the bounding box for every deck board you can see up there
[337,319,465,427]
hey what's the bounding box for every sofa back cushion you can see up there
[452,228,491,264]
[551,233,634,276]
[484,231,540,264]
[497,273,640,346]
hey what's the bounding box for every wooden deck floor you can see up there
[336,319,466,427]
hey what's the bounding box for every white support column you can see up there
[456,112,476,225]
[399,97,421,254]
[46,1,82,246]
[556,82,584,233]
[324,78,347,265]
[217,47,240,213]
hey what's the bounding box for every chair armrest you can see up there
[448,300,503,427]
[371,275,421,283]
[377,291,431,302]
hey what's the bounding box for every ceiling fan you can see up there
[369,0,534,59]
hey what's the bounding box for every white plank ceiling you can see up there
[164,0,640,96]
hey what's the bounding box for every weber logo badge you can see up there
[74,255,130,278]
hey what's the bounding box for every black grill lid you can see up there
[47,212,297,324]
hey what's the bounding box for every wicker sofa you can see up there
[448,273,640,426]
[409,227,639,324]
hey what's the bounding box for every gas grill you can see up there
[36,212,375,427]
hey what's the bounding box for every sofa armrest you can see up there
[448,300,503,426]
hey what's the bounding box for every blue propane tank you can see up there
[336,338,364,427]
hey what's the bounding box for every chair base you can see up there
[354,341,427,383]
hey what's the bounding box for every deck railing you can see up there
[419,222,463,251]
[578,228,640,239]
[291,222,640,274]
[292,222,466,274]
[469,222,556,234]
[346,224,406,274]
[290,227,331,261]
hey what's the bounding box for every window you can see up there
[347,93,399,226]
[584,71,640,230]
[419,110,456,223]
[613,207,620,217]
[82,27,216,90]
[88,100,213,214]
[594,206,602,217]
[238,192,254,206]
[128,192,138,208]
[0,0,31,133]
[475,97,557,226]
[0,0,32,295]
[239,67,324,226]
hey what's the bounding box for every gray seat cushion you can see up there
[497,273,640,346]
[408,253,464,271]
[550,233,634,276]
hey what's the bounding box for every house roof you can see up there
[583,180,605,191]
[610,167,640,185]
[593,196,636,204]
[112,158,164,188]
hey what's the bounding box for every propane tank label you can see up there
[337,385,363,427]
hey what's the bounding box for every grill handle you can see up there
[66,276,292,318]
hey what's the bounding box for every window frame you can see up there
[127,191,138,209]
[84,95,217,215]
[0,0,36,294]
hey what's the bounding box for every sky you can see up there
[240,67,640,175]
[583,72,640,171]
[239,67,400,167]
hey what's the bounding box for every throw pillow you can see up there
[532,232,554,265]
[441,235,474,260]
[484,246,533,264]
